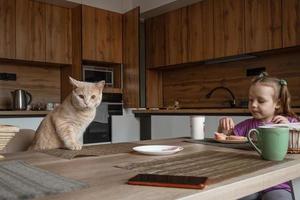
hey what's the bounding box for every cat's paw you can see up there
[68,142,82,150]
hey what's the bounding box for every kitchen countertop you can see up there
[133,108,300,116]
[3,137,300,200]
[0,110,49,117]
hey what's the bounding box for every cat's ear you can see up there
[96,80,105,89]
[69,76,82,88]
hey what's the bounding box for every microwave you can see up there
[82,65,113,86]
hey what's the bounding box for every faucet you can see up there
[206,86,236,107]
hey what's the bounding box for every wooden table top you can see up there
[3,138,300,200]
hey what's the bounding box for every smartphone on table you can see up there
[127,174,208,189]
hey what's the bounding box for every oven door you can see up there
[83,103,111,145]
[83,120,111,144]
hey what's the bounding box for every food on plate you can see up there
[214,132,247,141]
[227,135,247,141]
[214,132,227,140]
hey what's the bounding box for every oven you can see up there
[83,93,123,145]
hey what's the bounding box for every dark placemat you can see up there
[116,150,292,184]
[0,160,87,200]
[185,138,253,151]
[39,142,139,159]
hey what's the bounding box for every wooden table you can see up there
[3,138,300,200]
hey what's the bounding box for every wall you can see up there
[0,63,61,109]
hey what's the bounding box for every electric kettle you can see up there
[11,89,32,110]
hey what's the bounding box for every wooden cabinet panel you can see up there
[214,0,244,58]
[165,8,188,65]
[245,0,282,53]
[145,14,166,68]
[110,12,122,63]
[187,0,214,62]
[82,5,95,61]
[82,6,122,63]
[46,4,72,64]
[94,9,111,62]
[0,0,15,59]
[16,0,45,62]
[283,0,300,47]
[123,7,140,108]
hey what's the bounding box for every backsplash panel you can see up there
[162,51,300,108]
[0,63,61,109]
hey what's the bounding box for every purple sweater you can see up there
[233,117,298,193]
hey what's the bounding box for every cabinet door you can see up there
[187,0,214,62]
[82,5,96,61]
[145,14,166,68]
[94,8,111,62]
[123,7,140,108]
[214,0,244,58]
[16,0,45,62]
[95,9,122,63]
[165,7,188,65]
[110,12,122,63]
[245,0,282,53]
[46,4,72,64]
[283,0,300,47]
[82,6,122,63]
[0,0,15,59]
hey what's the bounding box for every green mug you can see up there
[247,126,289,161]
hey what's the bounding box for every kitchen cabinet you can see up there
[214,0,245,58]
[0,0,15,59]
[187,0,214,62]
[82,5,122,63]
[165,7,188,65]
[145,14,166,68]
[16,0,45,62]
[282,0,300,47]
[45,4,72,64]
[245,0,282,53]
[123,7,140,108]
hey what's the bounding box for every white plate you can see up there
[133,145,184,156]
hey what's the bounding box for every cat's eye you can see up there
[79,95,84,99]
[91,95,96,99]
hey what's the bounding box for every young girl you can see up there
[218,72,299,200]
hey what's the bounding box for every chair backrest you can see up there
[1,129,35,153]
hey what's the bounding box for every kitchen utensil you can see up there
[11,89,32,110]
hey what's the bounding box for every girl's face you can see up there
[248,84,280,122]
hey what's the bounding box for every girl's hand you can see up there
[218,117,235,134]
[272,115,289,124]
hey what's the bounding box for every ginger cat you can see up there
[28,77,105,151]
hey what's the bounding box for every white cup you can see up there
[190,116,205,140]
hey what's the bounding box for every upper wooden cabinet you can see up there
[123,7,140,108]
[165,7,188,65]
[82,5,122,63]
[214,0,245,58]
[16,0,45,62]
[145,14,166,68]
[45,4,72,64]
[187,0,214,62]
[245,0,282,53]
[0,0,15,59]
[282,0,300,47]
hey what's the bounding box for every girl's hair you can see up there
[251,72,299,120]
